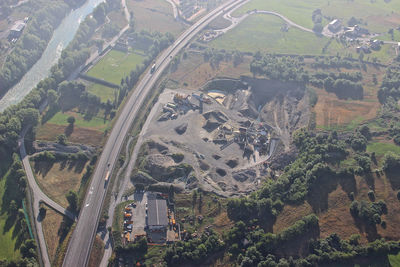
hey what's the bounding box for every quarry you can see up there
[131,78,310,196]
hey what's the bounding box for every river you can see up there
[0,0,105,112]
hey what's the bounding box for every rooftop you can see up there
[11,21,26,32]
[147,199,168,226]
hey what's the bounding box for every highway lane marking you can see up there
[85,186,94,207]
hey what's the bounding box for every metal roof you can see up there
[11,21,26,32]
[147,199,168,226]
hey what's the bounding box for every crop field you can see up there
[41,205,65,263]
[169,52,252,89]
[87,83,116,103]
[0,176,21,261]
[126,0,186,37]
[208,15,348,55]
[32,160,88,208]
[233,0,400,33]
[87,50,145,85]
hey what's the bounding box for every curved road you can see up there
[19,127,76,267]
[63,0,247,266]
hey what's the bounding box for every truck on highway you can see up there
[104,170,110,183]
[150,63,156,74]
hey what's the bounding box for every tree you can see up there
[383,152,400,171]
[47,89,58,107]
[168,185,174,203]
[9,200,18,216]
[56,134,67,145]
[93,3,106,24]
[39,206,46,218]
[67,116,75,125]
[313,23,323,33]
[66,190,78,211]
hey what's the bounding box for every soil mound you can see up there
[226,159,239,168]
[175,123,188,135]
[216,168,227,176]
[233,169,256,182]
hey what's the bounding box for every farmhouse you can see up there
[328,19,341,32]
[147,199,168,231]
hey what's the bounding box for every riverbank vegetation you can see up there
[0,0,69,96]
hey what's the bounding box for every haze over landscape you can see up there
[1,0,400,266]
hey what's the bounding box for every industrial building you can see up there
[9,21,26,39]
[147,199,168,231]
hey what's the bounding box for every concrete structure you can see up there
[147,199,168,231]
[9,21,26,39]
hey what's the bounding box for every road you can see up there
[63,0,247,266]
[19,126,76,267]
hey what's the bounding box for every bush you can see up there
[368,190,375,201]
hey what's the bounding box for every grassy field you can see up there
[88,236,104,267]
[126,0,186,36]
[389,253,400,267]
[0,176,21,261]
[46,110,111,132]
[377,30,400,42]
[174,192,232,234]
[209,15,347,55]
[87,83,116,103]
[41,205,65,263]
[87,50,145,85]
[233,0,400,33]
[169,52,252,89]
[36,123,105,146]
[367,141,400,156]
[313,64,383,130]
[32,160,88,208]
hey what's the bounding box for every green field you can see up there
[367,141,400,156]
[389,253,400,267]
[233,0,400,33]
[209,14,347,55]
[87,50,144,85]
[377,30,400,42]
[87,83,116,103]
[47,111,111,132]
[0,172,21,261]
[126,0,186,36]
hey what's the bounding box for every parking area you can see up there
[122,191,180,245]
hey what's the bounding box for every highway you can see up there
[62,0,246,266]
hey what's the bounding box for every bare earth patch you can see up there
[314,88,379,128]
